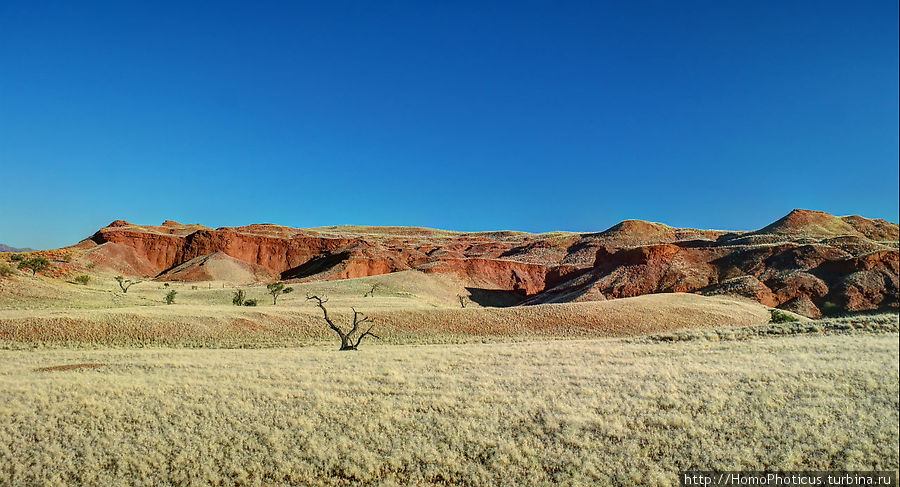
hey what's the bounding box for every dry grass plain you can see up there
[0,268,897,485]
[0,271,774,348]
[0,333,897,486]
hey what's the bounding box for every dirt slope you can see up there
[157,252,278,284]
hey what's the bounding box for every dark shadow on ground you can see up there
[465,287,527,307]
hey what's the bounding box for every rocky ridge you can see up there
[81,210,899,317]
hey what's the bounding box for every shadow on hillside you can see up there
[281,252,349,280]
[465,287,526,308]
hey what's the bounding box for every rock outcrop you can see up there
[82,209,899,317]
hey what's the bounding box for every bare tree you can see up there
[457,293,469,308]
[115,275,141,293]
[306,293,379,351]
[364,283,379,298]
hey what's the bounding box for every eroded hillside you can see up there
[54,209,900,317]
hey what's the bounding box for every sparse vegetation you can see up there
[307,293,379,350]
[0,263,14,278]
[114,275,140,293]
[243,298,258,307]
[86,263,96,270]
[61,253,72,263]
[770,309,799,323]
[642,314,898,343]
[267,282,293,305]
[73,274,90,285]
[164,290,177,305]
[457,293,469,308]
[9,253,25,262]
[232,289,246,306]
[17,257,50,276]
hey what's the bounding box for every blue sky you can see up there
[1,1,898,249]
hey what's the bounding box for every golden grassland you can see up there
[1,265,897,485]
[0,271,775,348]
[0,333,897,486]
[0,294,772,349]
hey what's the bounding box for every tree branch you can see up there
[353,322,380,348]
[306,293,345,338]
[349,307,371,338]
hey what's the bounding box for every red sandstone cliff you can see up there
[80,210,899,317]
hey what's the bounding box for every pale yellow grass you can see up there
[150,269,476,309]
[0,270,474,310]
[0,291,771,348]
[0,333,896,486]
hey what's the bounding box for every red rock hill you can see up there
[82,210,899,317]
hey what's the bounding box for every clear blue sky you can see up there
[1,1,898,249]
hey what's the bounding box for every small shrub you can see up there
[163,282,170,288]
[74,274,91,285]
[232,289,246,306]
[62,253,73,263]
[164,290,177,305]
[770,309,799,324]
[86,263,96,270]
[0,263,14,278]
[243,298,258,307]
[9,253,25,262]
[191,285,198,290]
[821,301,843,317]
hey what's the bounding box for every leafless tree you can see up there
[457,293,469,308]
[364,283,379,298]
[115,275,141,293]
[306,293,379,350]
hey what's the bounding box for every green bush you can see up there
[0,263,14,278]
[243,298,258,307]
[232,289,246,306]
[86,263,96,270]
[9,253,25,262]
[18,257,50,276]
[74,274,91,285]
[770,309,799,324]
[164,290,177,305]
[267,282,294,305]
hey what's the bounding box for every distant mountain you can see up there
[0,244,34,253]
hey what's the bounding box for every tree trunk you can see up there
[338,334,357,351]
